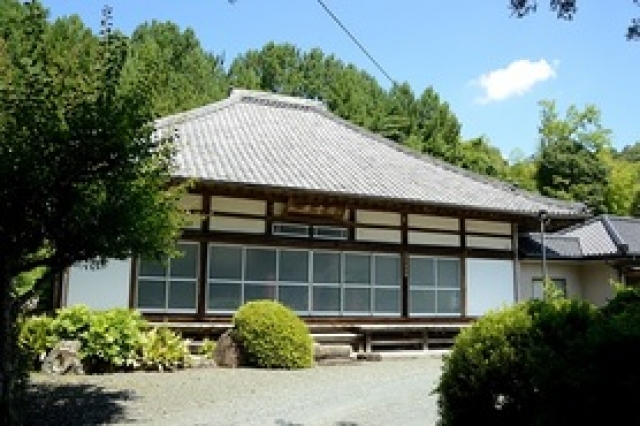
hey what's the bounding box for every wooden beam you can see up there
[401,212,409,318]
[460,218,467,318]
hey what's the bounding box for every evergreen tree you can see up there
[535,100,612,214]
[129,20,228,116]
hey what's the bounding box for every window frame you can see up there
[206,244,402,317]
[136,241,200,314]
[531,277,568,300]
[408,255,462,317]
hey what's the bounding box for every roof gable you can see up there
[157,89,587,218]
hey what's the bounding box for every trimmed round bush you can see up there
[435,298,598,426]
[232,300,313,369]
[583,287,640,419]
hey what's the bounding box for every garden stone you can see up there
[313,343,352,361]
[213,330,243,368]
[41,339,84,375]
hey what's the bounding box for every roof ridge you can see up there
[230,88,328,110]
[155,88,329,130]
[154,96,237,128]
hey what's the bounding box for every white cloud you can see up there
[474,59,557,104]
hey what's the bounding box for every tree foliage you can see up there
[509,0,640,40]
[128,20,228,116]
[616,141,640,162]
[535,100,612,214]
[0,1,184,421]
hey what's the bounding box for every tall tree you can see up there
[506,149,538,191]
[603,153,640,215]
[378,82,416,143]
[0,2,183,421]
[128,20,228,116]
[616,141,640,162]
[535,100,612,214]
[228,42,303,94]
[458,136,509,179]
[411,87,462,164]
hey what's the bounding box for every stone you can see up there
[313,343,352,361]
[41,340,84,375]
[213,329,243,368]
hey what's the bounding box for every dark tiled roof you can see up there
[605,216,640,255]
[157,89,588,217]
[521,215,640,259]
[519,234,583,258]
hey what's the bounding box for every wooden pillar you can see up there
[512,222,520,303]
[197,193,211,320]
[348,208,356,241]
[401,212,409,318]
[459,218,467,318]
[266,201,274,236]
[128,259,138,309]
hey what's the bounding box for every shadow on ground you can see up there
[20,382,136,425]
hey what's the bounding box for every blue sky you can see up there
[43,1,640,159]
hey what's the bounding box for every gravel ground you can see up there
[25,354,445,426]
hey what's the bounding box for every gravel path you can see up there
[26,354,444,426]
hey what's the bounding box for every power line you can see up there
[315,0,397,87]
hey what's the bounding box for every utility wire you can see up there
[315,0,397,87]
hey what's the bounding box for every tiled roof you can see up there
[519,234,584,259]
[521,215,640,259]
[559,218,619,256]
[603,216,640,255]
[156,89,588,218]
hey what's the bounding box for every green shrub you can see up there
[82,308,148,372]
[138,327,190,371]
[582,286,640,419]
[49,304,93,344]
[600,285,640,317]
[198,338,217,359]
[435,298,598,426]
[18,314,54,369]
[21,305,151,373]
[232,300,313,369]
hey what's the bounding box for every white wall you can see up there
[66,259,131,310]
[355,227,402,244]
[466,258,515,316]
[356,210,401,226]
[408,214,459,231]
[579,262,618,307]
[518,260,617,307]
[518,261,583,301]
[465,219,511,235]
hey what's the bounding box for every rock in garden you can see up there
[213,330,243,368]
[313,343,352,361]
[41,339,84,375]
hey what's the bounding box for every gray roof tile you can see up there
[519,234,583,258]
[522,215,640,259]
[605,216,640,255]
[157,89,587,217]
[559,219,619,256]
